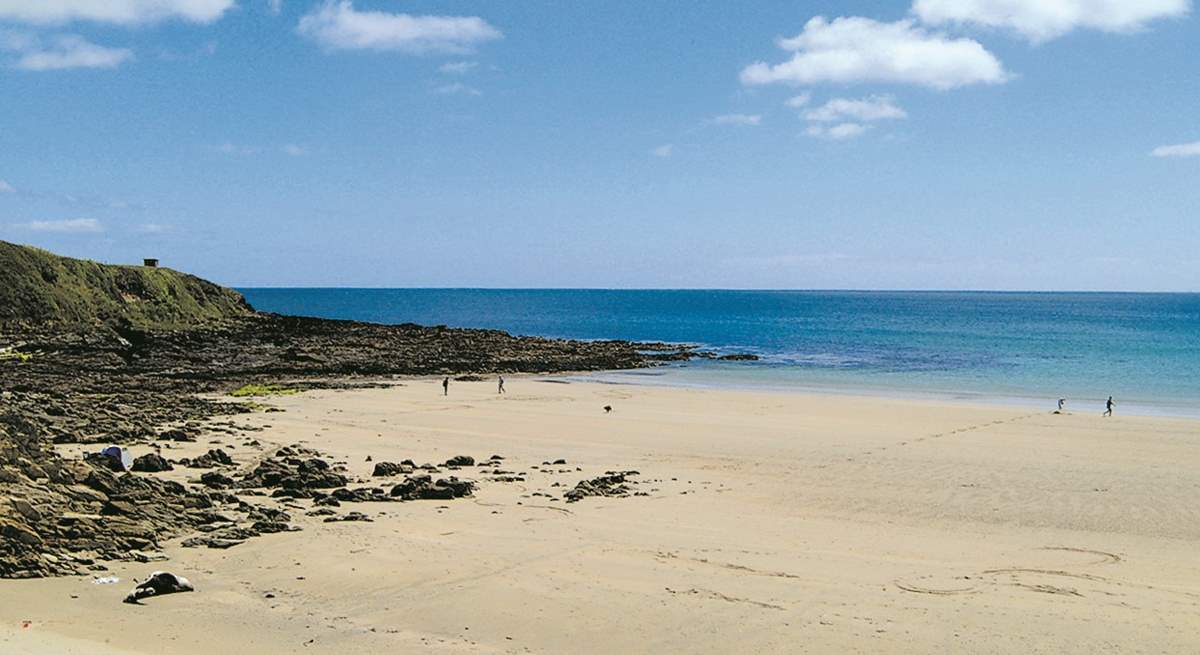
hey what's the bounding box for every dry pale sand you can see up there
[3,378,1199,654]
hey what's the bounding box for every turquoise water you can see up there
[239,289,1200,416]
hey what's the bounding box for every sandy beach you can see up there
[3,378,1198,654]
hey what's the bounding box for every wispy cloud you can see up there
[0,0,235,25]
[0,179,14,193]
[283,143,308,156]
[805,123,869,140]
[13,218,103,233]
[298,0,502,54]
[652,144,673,158]
[913,0,1190,43]
[1151,141,1200,158]
[784,93,812,108]
[137,222,174,234]
[266,0,283,16]
[805,95,907,122]
[2,32,132,71]
[433,82,481,96]
[740,16,1007,90]
[438,60,477,74]
[708,113,762,127]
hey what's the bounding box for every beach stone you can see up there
[131,453,173,473]
[371,461,413,477]
[444,455,474,467]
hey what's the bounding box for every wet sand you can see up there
[3,379,1198,654]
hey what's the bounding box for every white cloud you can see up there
[913,0,1190,42]
[137,222,173,233]
[4,34,132,71]
[652,144,673,158]
[709,113,762,126]
[438,60,477,74]
[1151,141,1200,158]
[805,95,907,122]
[266,0,282,16]
[432,82,481,96]
[740,16,1008,90]
[15,218,103,232]
[282,143,308,156]
[805,123,869,140]
[298,0,502,54]
[0,0,235,25]
[784,93,812,108]
[0,179,13,193]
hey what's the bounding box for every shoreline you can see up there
[560,367,1200,420]
[3,378,1198,654]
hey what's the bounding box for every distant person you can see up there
[1104,396,1114,417]
[603,405,612,414]
[1057,398,1065,412]
[442,377,449,396]
[498,375,506,394]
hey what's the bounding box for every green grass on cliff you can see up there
[0,241,253,328]
[0,350,33,363]
[229,384,300,397]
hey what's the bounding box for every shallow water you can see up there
[240,289,1200,416]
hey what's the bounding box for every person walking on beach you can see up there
[498,375,506,394]
[1104,396,1114,417]
[442,377,449,396]
[1057,398,1065,412]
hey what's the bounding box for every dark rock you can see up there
[390,475,474,501]
[444,455,474,467]
[199,471,235,488]
[564,471,640,503]
[323,511,373,523]
[372,461,414,477]
[131,453,173,473]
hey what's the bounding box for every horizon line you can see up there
[230,286,1200,295]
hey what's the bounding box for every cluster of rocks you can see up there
[179,448,234,469]
[564,471,642,503]
[0,412,250,577]
[180,506,299,550]
[237,446,349,499]
[0,244,698,579]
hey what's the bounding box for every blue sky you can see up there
[0,0,1197,290]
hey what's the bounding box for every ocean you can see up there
[238,289,1200,417]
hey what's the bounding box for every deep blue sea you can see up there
[239,289,1200,417]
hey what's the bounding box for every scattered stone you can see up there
[444,455,474,467]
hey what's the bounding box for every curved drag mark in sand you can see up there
[894,580,980,595]
[654,551,804,580]
[522,504,573,515]
[665,587,786,610]
[1015,583,1083,597]
[1039,546,1122,565]
[982,568,1111,583]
